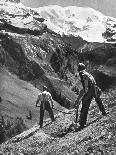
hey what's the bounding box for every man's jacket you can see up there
[79,70,101,98]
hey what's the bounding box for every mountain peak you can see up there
[34,6,105,42]
[32,5,116,43]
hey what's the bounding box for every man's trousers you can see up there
[79,87,106,127]
[39,101,55,128]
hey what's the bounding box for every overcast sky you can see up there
[21,0,116,18]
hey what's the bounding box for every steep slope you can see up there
[0,67,67,129]
[0,1,78,140]
[0,1,77,106]
[0,30,77,105]
[0,88,116,155]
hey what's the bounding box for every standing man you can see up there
[75,63,107,129]
[36,86,55,128]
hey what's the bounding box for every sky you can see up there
[21,0,116,18]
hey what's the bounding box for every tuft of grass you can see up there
[0,116,27,144]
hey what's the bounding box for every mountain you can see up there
[34,5,116,43]
[21,0,116,18]
[33,5,116,87]
[0,0,116,147]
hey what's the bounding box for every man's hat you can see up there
[43,85,47,91]
[78,63,86,72]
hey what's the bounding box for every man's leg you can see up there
[39,104,44,128]
[75,89,84,123]
[46,102,55,122]
[75,109,78,123]
[95,97,107,116]
[79,92,93,128]
[75,103,80,123]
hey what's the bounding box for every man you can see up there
[36,86,55,128]
[75,63,107,129]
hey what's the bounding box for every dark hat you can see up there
[78,63,86,72]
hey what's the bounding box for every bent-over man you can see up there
[75,63,107,129]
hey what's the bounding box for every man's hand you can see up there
[36,102,39,107]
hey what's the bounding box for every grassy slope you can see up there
[0,67,68,128]
[0,88,116,155]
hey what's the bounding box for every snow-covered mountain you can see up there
[34,5,116,43]
[1,1,116,43]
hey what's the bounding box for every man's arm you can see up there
[83,76,88,93]
[74,88,84,121]
[49,95,54,108]
[75,89,84,105]
[36,95,40,107]
[75,76,88,105]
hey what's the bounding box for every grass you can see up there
[0,88,116,154]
